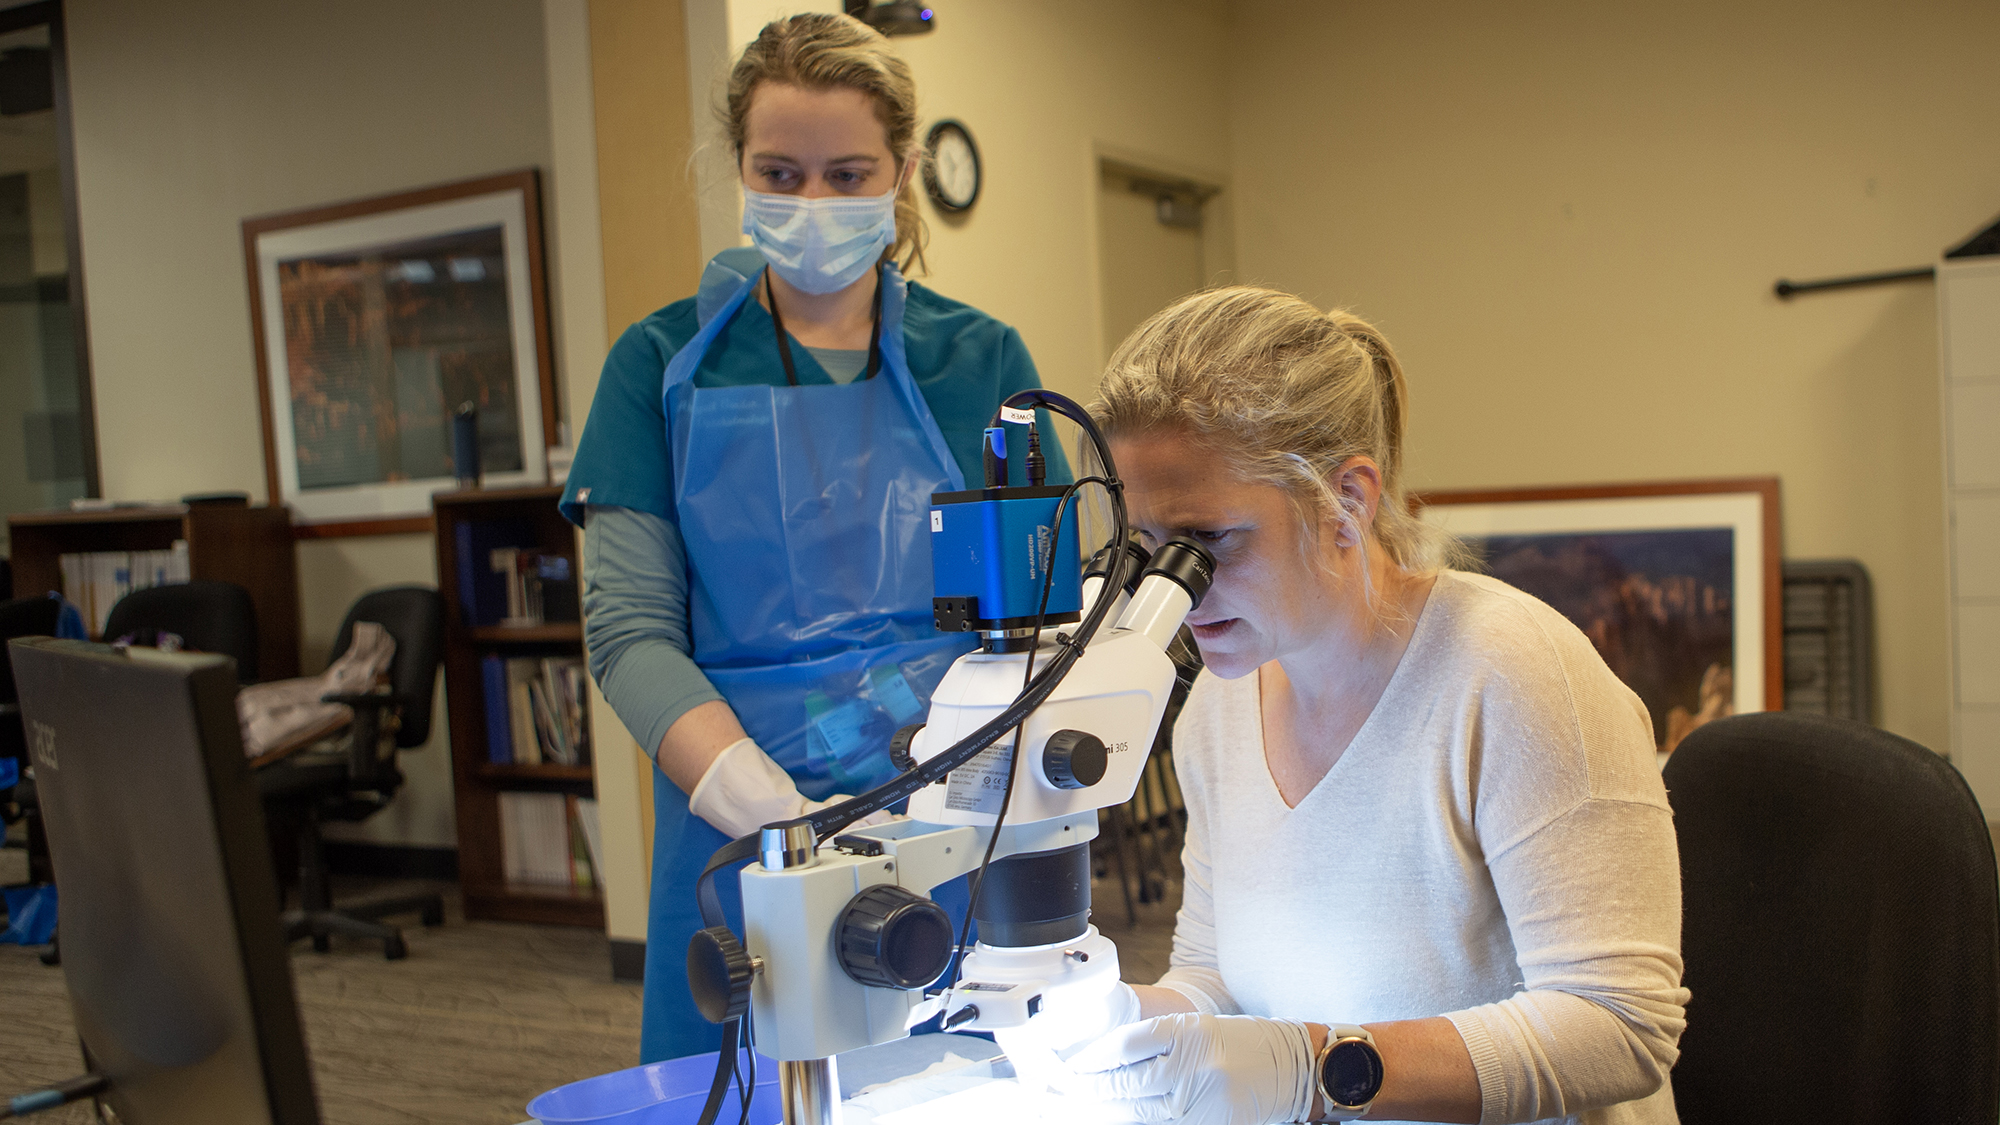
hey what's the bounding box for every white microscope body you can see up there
[736,561,1200,1066]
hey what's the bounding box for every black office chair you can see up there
[2,595,63,963]
[3,594,62,859]
[1,597,61,776]
[103,579,261,684]
[257,585,446,960]
[1665,712,2000,1124]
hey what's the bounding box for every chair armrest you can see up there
[320,691,411,711]
[320,691,413,788]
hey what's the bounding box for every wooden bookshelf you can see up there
[471,623,582,644]
[433,486,601,927]
[6,502,301,679]
[475,762,595,783]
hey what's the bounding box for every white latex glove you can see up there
[996,980,1143,1093]
[1058,1013,1315,1125]
[686,736,892,839]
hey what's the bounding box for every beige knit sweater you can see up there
[1155,571,1688,1125]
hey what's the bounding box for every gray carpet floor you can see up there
[0,872,1180,1125]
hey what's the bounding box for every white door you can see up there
[1097,164,1214,365]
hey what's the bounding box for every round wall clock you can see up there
[923,119,981,213]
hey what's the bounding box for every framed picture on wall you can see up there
[1417,478,1782,762]
[243,169,558,537]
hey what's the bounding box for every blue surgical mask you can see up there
[741,187,896,295]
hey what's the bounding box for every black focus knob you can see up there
[1043,729,1108,790]
[889,723,925,773]
[837,884,955,990]
[687,925,754,1023]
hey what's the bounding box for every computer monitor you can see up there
[9,638,319,1125]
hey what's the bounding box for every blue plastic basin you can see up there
[528,1051,782,1125]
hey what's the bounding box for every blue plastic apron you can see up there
[640,254,977,1062]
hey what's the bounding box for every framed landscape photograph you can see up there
[243,170,557,537]
[1417,478,1781,762]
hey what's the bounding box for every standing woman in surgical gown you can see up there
[559,12,1067,1063]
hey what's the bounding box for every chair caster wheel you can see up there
[312,934,331,953]
[384,935,408,960]
[421,903,445,927]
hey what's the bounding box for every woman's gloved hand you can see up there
[687,736,892,838]
[1058,1013,1315,1125]
[995,980,1142,1091]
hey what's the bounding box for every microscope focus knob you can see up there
[889,723,925,773]
[1042,729,1108,790]
[687,926,754,1023]
[837,885,955,990]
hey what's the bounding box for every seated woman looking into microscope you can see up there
[1037,287,1687,1124]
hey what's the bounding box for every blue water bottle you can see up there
[452,402,480,489]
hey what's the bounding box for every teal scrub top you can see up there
[561,276,1069,528]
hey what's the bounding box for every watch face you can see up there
[924,121,981,212]
[1323,1038,1385,1108]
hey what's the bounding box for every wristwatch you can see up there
[1314,1023,1384,1121]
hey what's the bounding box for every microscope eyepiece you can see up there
[1110,536,1216,651]
[1139,537,1216,610]
[1083,539,1153,595]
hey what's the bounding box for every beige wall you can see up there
[592,0,706,338]
[891,0,1234,409]
[64,0,558,846]
[1227,0,2000,752]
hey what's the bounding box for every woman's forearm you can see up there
[1132,984,1198,1020]
[582,505,727,766]
[1307,1016,1479,1124]
[654,698,749,793]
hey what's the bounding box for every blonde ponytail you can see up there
[1091,287,1457,573]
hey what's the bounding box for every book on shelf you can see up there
[498,791,599,891]
[58,542,192,636]
[568,795,596,891]
[481,655,514,764]
[573,796,603,890]
[506,657,540,765]
[482,654,591,768]
[454,519,535,627]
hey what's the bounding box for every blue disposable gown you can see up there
[563,249,1068,1062]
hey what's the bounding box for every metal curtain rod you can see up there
[1773,266,1935,299]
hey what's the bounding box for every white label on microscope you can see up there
[945,742,1013,814]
